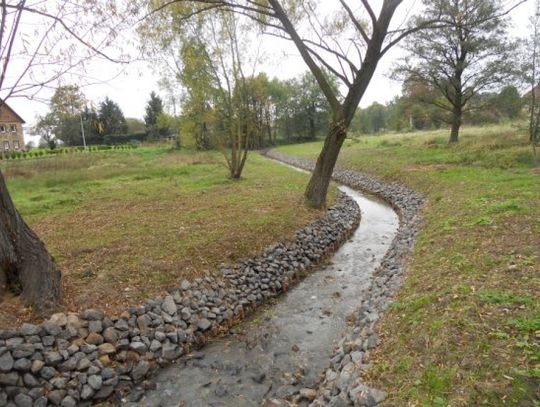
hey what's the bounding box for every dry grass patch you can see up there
[0,148,332,327]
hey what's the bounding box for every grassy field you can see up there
[0,147,331,327]
[277,124,540,406]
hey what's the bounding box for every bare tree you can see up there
[0,1,125,313]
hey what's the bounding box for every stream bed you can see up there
[129,185,399,407]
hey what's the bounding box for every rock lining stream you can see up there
[131,166,400,406]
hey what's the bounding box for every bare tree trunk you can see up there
[449,104,462,143]
[0,170,61,314]
[304,120,347,208]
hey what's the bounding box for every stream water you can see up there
[129,184,399,407]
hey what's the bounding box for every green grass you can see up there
[277,123,540,406]
[0,146,332,326]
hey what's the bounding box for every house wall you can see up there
[0,106,25,152]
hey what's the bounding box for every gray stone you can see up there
[44,351,63,366]
[162,296,177,315]
[13,393,32,407]
[81,309,104,321]
[60,396,77,407]
[22,373,39,388]
[42,336,55,347]
[88,320,103,333]
[102,327,118,344]
[93,385,114,400]
[74,357,89,372]
[114,319,129,331]
[88,374,102,390]
[101,367,115,380]
[149,340,162,352]
[27,387,43,400]
[132,360,150,382]
[161,343,182,360]
[47,389,65,406]
[19,323,41,336]
[40,366,57,380]
[197,318,212,331]
[0,352,14,372]
[80,343,97,353]
[42,321,61,336]
[180,280,191,290]
[13,358,31,372]
[180,307,191,320]
[5,337,24,348]
[80,385,94,400]
[129,341,146,354]
[33,397,48,407]
[50,376,68,389]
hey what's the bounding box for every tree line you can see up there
[351,84,524,135]
[33,87,175,148]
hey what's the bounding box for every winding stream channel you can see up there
[129,171,399,407]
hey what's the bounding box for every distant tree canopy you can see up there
[350,84,525,135]
[126,118,146,134]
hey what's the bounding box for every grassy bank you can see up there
[1,147,330,326]
[277,124,539,406]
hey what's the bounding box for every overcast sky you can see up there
[6,0,534,139]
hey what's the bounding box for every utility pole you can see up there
[80,112,87,149]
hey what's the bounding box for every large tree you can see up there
[0,1,125,313]
[49,85,87,146]
[396,0,515,143]
[139,1,428,207]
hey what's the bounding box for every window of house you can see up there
[0,125,5,133]
[3,141,9,150]
[10,124,16,133]
[13,141,19,150]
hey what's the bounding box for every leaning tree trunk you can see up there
[304,120,348,208]
[0,170,61,314]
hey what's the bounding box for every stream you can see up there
[129,182,399,407]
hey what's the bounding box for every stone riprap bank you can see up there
[265,151,425,407]
[0,192,360,406]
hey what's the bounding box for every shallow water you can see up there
[130,185,399,407]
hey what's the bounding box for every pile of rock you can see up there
[0,191,360,406]
[265,151,425,407]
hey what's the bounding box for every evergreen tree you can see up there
[144,92,170,138]
[98,97,128,136]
